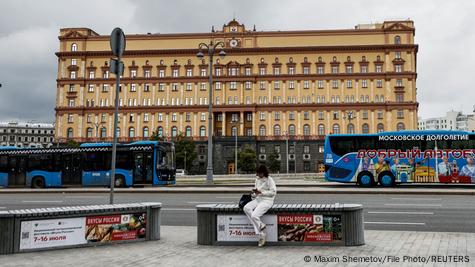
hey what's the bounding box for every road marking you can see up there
[21,200,64,203]
[64,196,105,199]
[368,211,434,215]
[365,221,426,225]
[384,203,442,207]
[391,198,442,201]
[187,201,235,204]
[0,207,5,209]
[162,208,195,211]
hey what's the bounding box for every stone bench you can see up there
[0,202,161,254]
[197,203,364,246]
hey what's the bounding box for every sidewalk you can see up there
[1,226,474,267]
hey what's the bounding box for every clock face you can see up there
[230,39,238,47]
[230,26,238,32]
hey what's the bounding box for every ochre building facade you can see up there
[54,19,418,174]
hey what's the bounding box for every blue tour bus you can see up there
[324,130,475,187]
[0,141,176,188]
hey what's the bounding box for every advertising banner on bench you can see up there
[277,214,342,242]
[19,213,147,250]
[217,215,278,242]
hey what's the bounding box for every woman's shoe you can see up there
[258,232,266,247]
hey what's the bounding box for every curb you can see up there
[0,187,474,195]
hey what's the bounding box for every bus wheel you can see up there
[31,177,45,189]
[357,171,374,187]
[378,171,395,187]
[114,175,125,188]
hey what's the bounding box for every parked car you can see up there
[176,169,187,176]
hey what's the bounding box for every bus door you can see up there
[8,156,27,186]
[62,154,82,185]
[133,152,153,184]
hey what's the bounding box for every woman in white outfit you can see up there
[243,165,277,247]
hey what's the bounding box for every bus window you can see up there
[116,151,132,170]
[84,152,111,171]
[0,156,8,172]
[28,154,53,172]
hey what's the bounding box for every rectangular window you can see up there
[361,66,368,73]
[200,83,207,91]
[245,96,251,104]
[186,113,191,122]
[376,65,382,73]
[377,111,384,119]
[158,113,163,122]
[395,65,402,72]
[362,111,368,119]
[260,81,266,90]
[70,71,76,79]
[333,111,339,120]
[303,80,309,89]
[396,94,404,102]
[186,83,192,91]
[172,69,179,77]
[172,113,177,122]
[318,111,324,120]
[103,71,109,78]
[260,112,266,121]
[274,145,281,153]
[88,84,94,92]
[259,146,266,154]
[304,111,310,120]
[346,80,353,88]
[158,83,165,91]
[397,110,404,119]
[102,84,109,92]
[317,66,324,74]
[288,81,295,89]
[303,145,310,154]
[289,112,295,120]
[259,67,266,75]
[275,112,280,121]
[245,81,251,90]
[67,114,74,123]
[317,80,324,89]
[131,70,137,78]
[71,59,77,66]
[215,82,221,90]
[303,67,309,75]
[144,84,150,92]
[289,145,295,154]
[396,79,403,87]
[289,67,295,75]
[273,68,280,75]
[245,68,251,76]
[376,80,383,88]
[346,65,353,74]
[186,69,193,77]
[89,71,95,79]
[69,85,75,92]
[201,113,206,121]
[159,69,165,77]
[247,113,252,122]
[68,99,75,107]
[332,80,339,89]
[144,113,149,122]
[362,80,368,88]
[230,82,237,90]
[215,68,221,76]
[200,68,206,76]
[144,70,151,78]
[172,83,179,91]
[331,66,338,74]
[274,81,280,89]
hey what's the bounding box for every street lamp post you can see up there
[294,141,297,175]
[197,41,226,184]
[232,120,242,174]
[283,131,289,174]
[184,150,187,175]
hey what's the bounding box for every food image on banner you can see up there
[277,214,342,242]
[217,215,277,242]
[19,217,86,250]
[85,213,146,243]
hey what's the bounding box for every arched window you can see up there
[86,127,93,138]
[362,123,369,134]
[157,127,163,137]
[377,123,384,133]
[231,126,237,136]
[100,127,107,138]
[67,128,73,138]
[347,123,355,134]
[318,124,325,135]
[288,124,295,135]
[143,127,149,138]
[128,127,135,138]
[394,35,401,44]
[259,125,266,136]
[71,43,77,51]
[171,127,177,137]
[200,126,206,137]
[303,124,310,136]
[116,127,121,137]
[185,126,192,137]
[332,124,340,134]
[375,95,379,102]
[273,125,281,136]
[397,122,405,131]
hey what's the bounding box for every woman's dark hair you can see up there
[256,165,269,177]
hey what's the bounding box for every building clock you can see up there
[230,26,238,32]
[229,39,239,47]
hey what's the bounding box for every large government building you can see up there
[54,19,418,174]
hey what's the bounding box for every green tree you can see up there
[173,133,197,174]
[238,145,257,174]
[267,151,281,173]
[66,139,80,148]
[150,129,166,142]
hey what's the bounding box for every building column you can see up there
[222,112,226,136]
[239,111,244,135]
[252,112,257,136]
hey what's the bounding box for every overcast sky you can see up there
[0,0,474,123]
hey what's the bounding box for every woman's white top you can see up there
[254,176,277,201]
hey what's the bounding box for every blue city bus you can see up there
[324,130,475,187]
[0,141,176,188]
